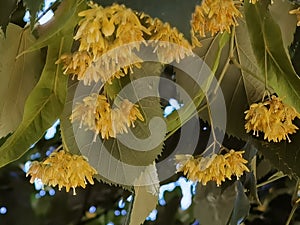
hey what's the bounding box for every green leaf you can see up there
[60,78,81,155]
[269,0,297,49]
[235,17,264,104]
[252,131,300,178]
[0,24,43,138]
[59,78,130,189]
[129,186,157,225]
[23,0,44,28]
[129,167,159,225]
[0,0,82,167]
[21,0,86,55]
[229,181,250,225]
[0,0,18,34]
[244,0,300,112]
[72,62,165,187]
[193,182,237,225]
[0,39,68,167]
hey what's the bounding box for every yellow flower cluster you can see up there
[26,150,97,195]
[289,7,300,26]
[175,150,249,186]
[147,18,194,63]
[57,2,193,85]
[245,96,300,142]
[57,2,147,85]
[71,93,144,140]
[191,0,242,44]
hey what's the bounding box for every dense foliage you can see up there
[0,0,300,224]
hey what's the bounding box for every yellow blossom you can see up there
[225,150,250,179]
[71,94,144,140]
[57,2,149,85]
[56,51,93,85]
[70,93,100,132]
[244,102,269,136]
[148,18,194,63]
[119,99,144,127]
[290,7,300,26]
[175,150,249,186]
[57,2,193,85]
[245,96,300,142]
[26,150,97,195]
[191,0,242,45]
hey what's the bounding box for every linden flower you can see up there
[75,2,149,56]
[57,2,148,85]
[83,46,142,85]
[148,18,194,63]
[119,99,144,127]
[191,0,242,44]
[225,150,250,179]
[71,94,144,140]
[289,7,300,26]
[175,150,249,186]
[245,96,300,142]
[56,51,93,85]
[27,150,97,195]
[244,102,269,137]
[70,93,101,131]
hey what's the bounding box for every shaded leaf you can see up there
[23,0,44,28]
[0,0,18,34]
[269,0,297,49]
[0,23,43,138]
[193,182,237,225]
[252,130,300,179]
[229,181,250,225]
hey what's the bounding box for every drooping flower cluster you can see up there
[57,2,148,85]
[71,93,144,140]
[175,150,249,186]
[289,7,300,26]
[57,2,193,85]
[147,18,194,63]
[191,0,242,45]
[245,95,300,142]
[26,150,97,195]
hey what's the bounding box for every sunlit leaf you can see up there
[0,0,82,168]
[245,0,300,112]
[0,23,43,138]
[129,166,159,225]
